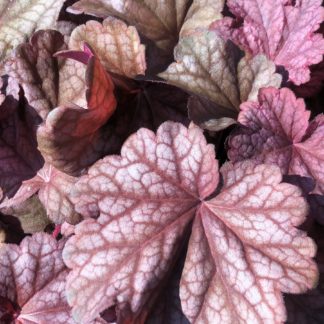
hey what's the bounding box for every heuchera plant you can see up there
[0,0,323,323]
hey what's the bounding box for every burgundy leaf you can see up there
[212,0,324,85]
[37,47,117,175]
[0,92,44,198]
[228,87,324,194]
[0,233,74,323]
[63,122,317,323]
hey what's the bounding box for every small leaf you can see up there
[160,31,281,130]
[212,0,324,85]
[69,17,146,78]
[0,0,64,65]
[228,87,324,194]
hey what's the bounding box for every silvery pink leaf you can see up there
[63,122,317,323]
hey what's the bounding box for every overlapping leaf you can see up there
[160,31,281,130]
[68,0,224,53]
[1,164,79,225]
[0,0,64,65]
[212,0,324,85]
[4,30,65,120]
[63,122,317,323]
[69,17,146,78]
[228,87,324,194]
[37,45,117,175]
[0,90,44,198]
[0,233,74,323]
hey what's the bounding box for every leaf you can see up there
[0,0,64,65]
[212,0,324,85]
[68,0,224,53]
[4,30,66,120]
[160,31,282,130]
[180,161,317,323]
[69,17,146,78]
[1,195,50,234]
[285,224,324,324]
[0,233,74,323]
[1,164,80,225]
[37,46,117,175]
[63,122,317,323]
[228,87,324,194]
[0,92,44,198]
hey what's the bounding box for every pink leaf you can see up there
[228,87,324,194]
[212,0,324,85]
[63,122,317,323]
[0,233,74,323]
[1,164,80,224]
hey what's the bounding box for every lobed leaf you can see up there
[0,233,74,323]
[212,0,324,85]
[228,87,324,194]
[69,17,146,78]
[63,122,317,324]
[160,31,281,130]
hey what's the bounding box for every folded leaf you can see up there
[0,0,64,65]
[212,0,324,85]
[228,87,324,194]
[0,233,74,323]
[4,30,65,120]
[63,122,317,323]
[37,47,117,175]
[160,31,281,130]
[69,17,146,78]
[68,0,224,53]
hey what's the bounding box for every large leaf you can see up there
[37,46,117,175]
[228,87,324,194]
[212,0,324,85]
[69,17,146,78]
[63,122,317,323]
[0,233,74,323]
[68,0,224,53]
[160,31,281,130]
[0,0,64,65]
